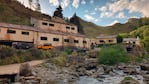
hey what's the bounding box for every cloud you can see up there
[109,20,119,26]
[99,0,149,18]
[81,0,86,4]
[99,6,107,12]
[61,0,70,9]
[117,12,125,18]
[90,0,94,4]
[84,14,95,21]
[128,0,149,16]
[100,12,113,18]
[72,0,80,8]
[49,0,59,6]
[91,12,96,15]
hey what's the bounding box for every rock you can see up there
[143,75,149,84]
[120,80,140,84]
[84,61,97,70]
[102,65,113,74]
[120,77,140,84]
[123,65,138,75]
[96,66,104,75]
[140,63,149,71]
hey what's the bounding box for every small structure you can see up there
[123,37,140,46]
[96,35,117,45]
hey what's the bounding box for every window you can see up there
[40,37,47,40]
[42,22,47,25]
[49,23,54,26]
[22,31,29,35]
[109,40,113,43]
[71,27,75,30]
[7,30,16,34]
[74,40,79,43]
[83,40,87,44]
[64,39,69,42]
[99,40,105,43]
[66,26,70,29]
[53,38,59,41]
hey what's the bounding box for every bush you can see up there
[0,45,16,58]
[98,45,129,65]
[52,56,67,66]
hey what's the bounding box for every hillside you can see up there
[0,0,149,38]
[0,0,51,25]
[70,15,148,38]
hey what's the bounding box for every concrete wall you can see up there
[0,27,34,42]
[96,38,117,44]
[31,18,78,34]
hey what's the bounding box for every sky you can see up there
[17,0,149,26]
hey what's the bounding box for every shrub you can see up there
[98,45,129,65]
[0,45,16,58]
[52,56,67,66]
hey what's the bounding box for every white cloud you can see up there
[17,0,29,7]
[128,0,149,16]
[84,14,95,21]
[90,0,94,4]
[99,0,149,18]
[72,0,80,8]
[49,0,59,6]
[81,0,86,4]
[95,19,99,22]
[100,12,113,18]
[99,6,107,12]
[61,0,70,9]
[117,12,125,18]
[109,20,119,26]
[91,12,96,15]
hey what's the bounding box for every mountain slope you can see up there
[0,0,51,25]
[70,15,145,38]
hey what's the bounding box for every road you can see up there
[0,60,45,75]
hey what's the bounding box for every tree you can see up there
[53,5,63,18]
[117,35,123,43]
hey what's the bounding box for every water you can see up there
[74,69,144,84]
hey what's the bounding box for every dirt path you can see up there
[0,60,46,75]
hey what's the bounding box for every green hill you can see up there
[0,0,51,25]
[0,0,149,38]
[70,15,148,38]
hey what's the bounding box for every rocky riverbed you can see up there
[30,60,149,84]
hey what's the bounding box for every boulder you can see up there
[140,64,149,71]
[123,65,138,75]
[120,77,140,84]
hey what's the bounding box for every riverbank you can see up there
[31,60,149,84]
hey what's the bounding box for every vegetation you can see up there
[130,25,149,52]
[98,45,129,65]
[0,45,53,65]
[116,34,123,43]
[123,77,133,80]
